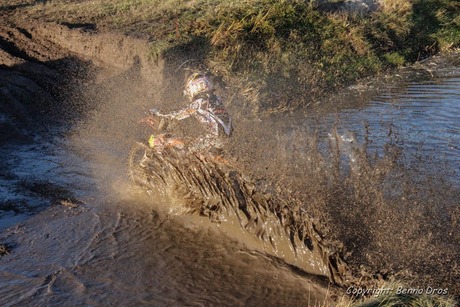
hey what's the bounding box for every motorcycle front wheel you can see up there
[127,142,151,186]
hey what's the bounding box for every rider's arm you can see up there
[150,106,196,120]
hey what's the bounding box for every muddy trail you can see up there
[1,14,460,305]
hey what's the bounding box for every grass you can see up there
[5,0,459,109]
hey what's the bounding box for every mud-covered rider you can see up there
[150,72,232,150]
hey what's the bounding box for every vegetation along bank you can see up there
[7,0,460,109]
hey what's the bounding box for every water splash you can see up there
[128,144,351,285]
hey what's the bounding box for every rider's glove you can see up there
[149,108,159,115]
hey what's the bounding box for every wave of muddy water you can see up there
[128,144,347,284]
[1,18,459,305]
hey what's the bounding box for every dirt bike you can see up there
[128,111,186,185]
[128,106,233,200]
[126,115,349,286]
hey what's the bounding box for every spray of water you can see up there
[56,47,460,296]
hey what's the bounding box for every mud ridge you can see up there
[0,15,168,144]
[1,16,162,78]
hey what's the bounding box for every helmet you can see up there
[184,72,214,100]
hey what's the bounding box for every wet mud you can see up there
[1,13,460,305]
[128,144,350,285]
[0,199,334,306]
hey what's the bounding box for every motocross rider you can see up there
[150,72,232,150]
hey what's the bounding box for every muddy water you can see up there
[1,55,460,305]
[307,61,460,183]
[0,199,330,305]
[0,121,332,304]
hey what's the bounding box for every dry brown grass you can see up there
[379,0,413,14]
[3,0,458,111]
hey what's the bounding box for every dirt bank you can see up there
[9,0,457,111]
